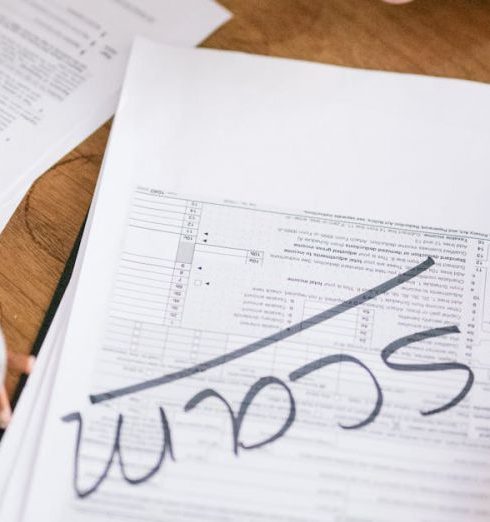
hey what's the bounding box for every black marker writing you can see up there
[381,325,474,416]
[62,256,476,499]
[90,257,435,404]
[290,354,382,429]
[62,407,174,499]
[185,376,296,454]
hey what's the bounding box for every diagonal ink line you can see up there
[90,256,434,404]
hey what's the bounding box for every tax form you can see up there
[0,0,230,231]
[10,40,490,521]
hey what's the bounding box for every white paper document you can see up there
[0,208,91,520]
[4,40,490,521]
[0,137,103,519]
[0,0,230,231]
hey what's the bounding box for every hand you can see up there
[0,327,35,429]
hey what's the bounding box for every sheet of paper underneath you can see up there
[4,40,490,522]
[0,177,95,520]
[0,0,230,231]
[0,106,120,518]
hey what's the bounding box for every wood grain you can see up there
[1,0,490,398]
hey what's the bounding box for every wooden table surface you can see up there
[1,0,490,399]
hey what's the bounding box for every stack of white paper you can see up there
[1,38,490,521]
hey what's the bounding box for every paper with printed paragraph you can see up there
[9,40,490,521]
[0,0,230,231]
